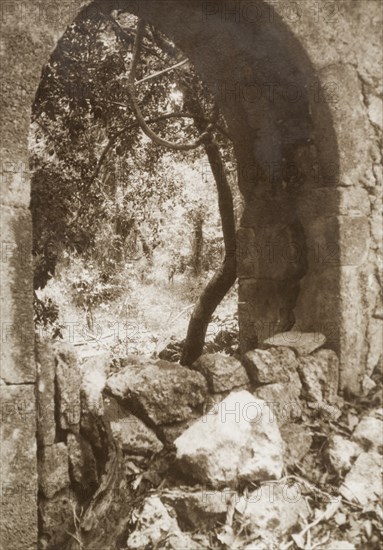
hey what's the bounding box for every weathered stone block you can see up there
[193,353,249,392]
[242,346,300,386]
[36,339,56,447]
[0,205,35,384]
[0,385,37,550]
[106,360,208,425]
[254,383,302,425]
[38,443,70,499]
[340,452,382,506]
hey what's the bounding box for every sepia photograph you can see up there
[1,1,382,548]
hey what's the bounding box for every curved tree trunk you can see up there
[125,18,237,365]
[181,112,237,365]
[191,207,204,277]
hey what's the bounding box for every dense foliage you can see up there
[31,6,240,355]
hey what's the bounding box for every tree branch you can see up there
[93,112,196,182]
[127,19,210,152]
[136,58,189,85]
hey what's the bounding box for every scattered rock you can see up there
[161,487,228,530]
[340,452,382,506]
[174,391,284,487]
[280,424,313,467]
[192,353,249,392]
[110,415,163,455]
[127,496,198,550]
[242,346,299,386]
[38,443,70,499]
[352,416,383,454]
[254,383,302,425]
[54,343,81,432]
[106,360,208,425]
[264,331,326,355]
[327,435,361,474]
[235,481,310,538]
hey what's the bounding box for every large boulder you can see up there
[192,353,249,392]
[106,360,208,425]
[174,391,284,487]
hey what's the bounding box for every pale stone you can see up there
[327,435,361,474]
[127,496,180,549]
[352,416,383,454]
[175,391,284,487]
[368,96,383,129]
[235,481,310,537]
[340,452,382,506]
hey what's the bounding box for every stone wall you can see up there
[35,336,341,549]
[0,1,381,548]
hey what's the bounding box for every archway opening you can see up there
[30,5,242,367]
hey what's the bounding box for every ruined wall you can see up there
[0,3,87,547]
[0,1,381,548]
[228,0,382,393]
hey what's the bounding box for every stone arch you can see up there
[1,1,381,548]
